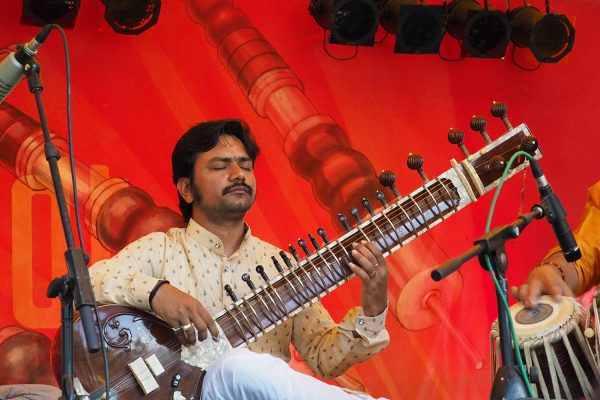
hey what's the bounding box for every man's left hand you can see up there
[348,240,388,316]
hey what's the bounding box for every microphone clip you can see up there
[23,58,43,94]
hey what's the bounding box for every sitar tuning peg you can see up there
[448,128,470,158]
[375,191,388,207]
[519,136,539,155]
[361,198,375,216]
[241,273,256,290]
[338,213,351,231]
[224,284,238,302]
[288,245,301,262]
[407,153,429,183]
[350,207,363,223]
[317,228,330,244]
[279,251,294,269]
[271,256,284,273]
[470,115,492,144]
[256,265,269,282]
[491,101,513,130]
[308,233,320,250]
[379,170,401,198]
[298,238,311,256]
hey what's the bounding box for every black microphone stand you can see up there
[431,205,545,400]
[23,58,99,400]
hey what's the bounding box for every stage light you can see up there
[309,0,380,46]
[509,5,574,63]
[21,0,80,29]
[380,0,445,54]
[101,0,161,35]
[446,0,510,58]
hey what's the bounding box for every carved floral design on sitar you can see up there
[104,314,133,351]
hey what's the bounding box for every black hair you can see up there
[171,119,260,222]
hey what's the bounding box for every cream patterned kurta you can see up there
[90,219,390,378]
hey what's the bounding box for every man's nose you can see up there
[229,163,245,181]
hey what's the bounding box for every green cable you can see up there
[484,150,536,397]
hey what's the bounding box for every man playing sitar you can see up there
[90,119,391,399]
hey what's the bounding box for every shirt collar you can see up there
[186,218,252,258]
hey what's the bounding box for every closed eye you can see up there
[239,161,253,171]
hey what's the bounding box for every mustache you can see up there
[222,182,253,195]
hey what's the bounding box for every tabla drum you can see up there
[490,295,600,400]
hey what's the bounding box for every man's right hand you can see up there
[150,283,219,345]
[510,264,575,308]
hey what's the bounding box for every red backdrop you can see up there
[1,1,599,398]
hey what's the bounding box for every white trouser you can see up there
[201,348,387,400]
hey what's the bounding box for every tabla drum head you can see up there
[509,295,581,342]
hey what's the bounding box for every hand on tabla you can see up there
[510,264,575,308]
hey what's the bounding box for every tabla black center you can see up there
[515,304,552,325]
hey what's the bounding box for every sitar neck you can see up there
[213,123,541,350]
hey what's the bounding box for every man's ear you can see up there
[176,177,193,204]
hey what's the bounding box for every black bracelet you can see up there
[149,280,170,309]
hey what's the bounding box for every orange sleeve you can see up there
[545,181,600,295]
[573,181,600,294]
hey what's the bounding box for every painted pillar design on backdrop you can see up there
[0,102,184,253]
[0,325,55,385]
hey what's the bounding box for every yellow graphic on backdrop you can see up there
[12,181,64,329]
[11,166,111,329]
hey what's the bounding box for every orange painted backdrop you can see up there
[1,1,599,398]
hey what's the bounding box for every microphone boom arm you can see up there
[432,205,545,281]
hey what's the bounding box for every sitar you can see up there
[51,117,542,399]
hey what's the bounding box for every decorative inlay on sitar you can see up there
[53,107,542,399]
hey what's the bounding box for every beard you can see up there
[192,181,255,224]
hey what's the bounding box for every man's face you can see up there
[187,135,256,223]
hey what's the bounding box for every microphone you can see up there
[529,158,581,262]
[0,25,53,104]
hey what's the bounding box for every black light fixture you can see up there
[21,0,81,29]
[381,0,445,54]
[446,0,510,58]
[509,4,574,63]
[101,0,161,35]
[309,0,380,46]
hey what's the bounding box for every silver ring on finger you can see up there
[368,269,376,278]
[182,323,193,330]
[373,262,379,268]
